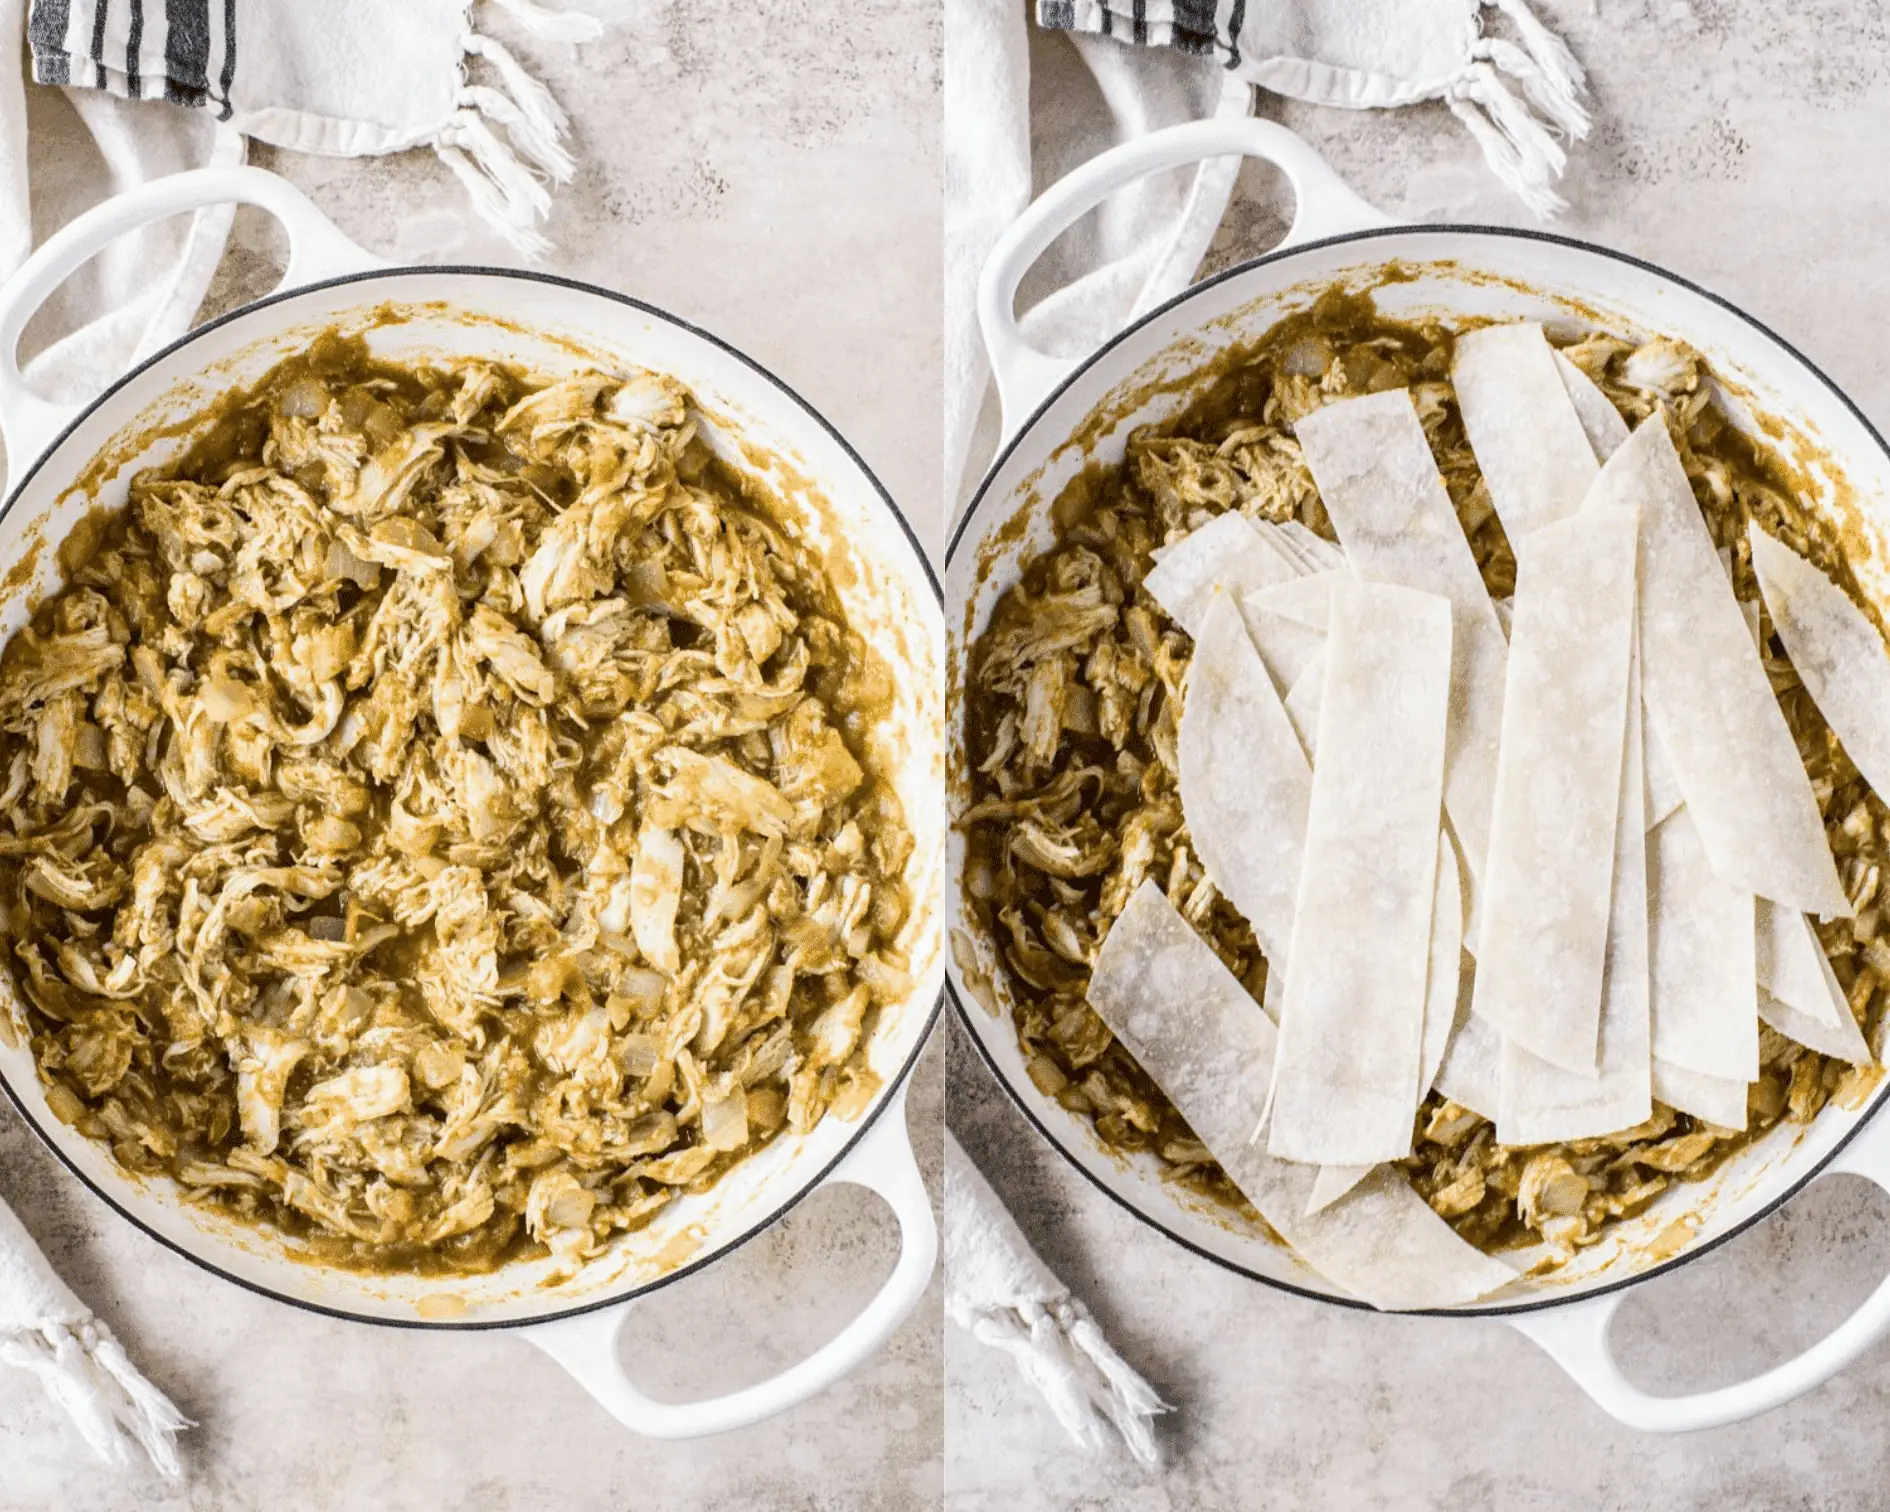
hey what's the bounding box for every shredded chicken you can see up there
[963,290,1887,1258]
[0,332,910,1276]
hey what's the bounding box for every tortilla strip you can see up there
[1496,626,1652,1143]
[1089,881,1516,1310]
[1646,599,1755,834]
[1177,598,1312,963]
[1268,579,1451,1166]
[1755,900,1871,1062]
[1597,419,1847,917]
[1554,349,1631,461]
[1643,718,1685,832]
[1144,512,1301,637]
[1282,651,1324,757]
[1652,1059,1749,1131]
[1275,519,1346,574]
[1295,389,1509,895]
[1252,518,1322,575]
[1434,971,1502,1121]
[1453,322,1602,539]
[1248,572,1340,633]
[1308,835,1465,1215]
[1493,596,1513,638]
[1647,805,1760,1081]
[1473,504,1638,1072]
[1304,1163,1367,1216]
[1237,603,1327,694]
[1749,522,1890,806]
[1282,660,1463,1201]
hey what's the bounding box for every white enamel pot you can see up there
[947,117,1890,1434]
[0,167,943,1439]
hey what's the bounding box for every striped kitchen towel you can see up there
[24,0,605,256]
[1038,0,1591,216]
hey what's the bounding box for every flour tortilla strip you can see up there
[1434,970,1502,1121]
[1421,835,1467,1093]
[1493,596,1514,638]
[1648,805,1760,1081]
[1282,651,1325,757]
[1647,536,1758,840]
[1761,986,1869,1066]
[1652,1059,1750,1130]
[1755,900,1871,1062]
[1601,419,1847,917]
[1276,519,1347,573]
[1497,627,1652,1143]
[1644,719,1685,831]
[1307,834,1465,1215]
[1305,1163,1369,1216]
[1268,579,1451,1166]
[1177,598,1312,964]
[1237,603,1328,694]
[1453,323,1603,539]
[1295,389,1509,895]
[1089,881,1516,1310]
[1749,522,1890,807]
[1252,518,1322,575]
[1554,350,1631,460]
[1472,504,1638,1073]
[1248,572,1340,633]
[1144,512,1301,637]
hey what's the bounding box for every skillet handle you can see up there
[519,1081,937,1439]
[1508,1108,1890,1432]
[976,117,1393,443]
[0,165,385,482]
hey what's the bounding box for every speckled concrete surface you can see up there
[0,2,943,1508]
[947,2,1890,1508]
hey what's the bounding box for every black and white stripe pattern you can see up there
[1038,0,1242,62]
[27,0,238,119]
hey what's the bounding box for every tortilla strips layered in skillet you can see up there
[1472,503,1638,1074]
[1294,389,1509,909]
[1088,881,1515,1310]
[1265,578,1450,1170]
[1496,625,1653,1147]
[963,299,1886,1287]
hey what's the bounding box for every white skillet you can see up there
[947,116,1890,1433]
[0,167,944,1440]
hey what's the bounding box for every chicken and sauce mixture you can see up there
[963,291,1886,1257]
[0,333,913,1275]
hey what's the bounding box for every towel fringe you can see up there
[440,7,598,255]
[459,84,577,182]
[1446,60,1569,219]
[1489,0,1589,108]
[436,137,554,260]
[1442,0,1590,220]
[486,0,606,44]
[966,1299,1168,1468]
[465,32,573,150]
[0,1321,190,1479]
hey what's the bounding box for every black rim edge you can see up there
[0,263,946,1331]
[945,222,1890,1318]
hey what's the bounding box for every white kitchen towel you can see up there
[946,1131,1168,1465]
[0,1192,189,1476]
[945,0,1250,512]
[24,0,602,259]
[1041,0,1590,217]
